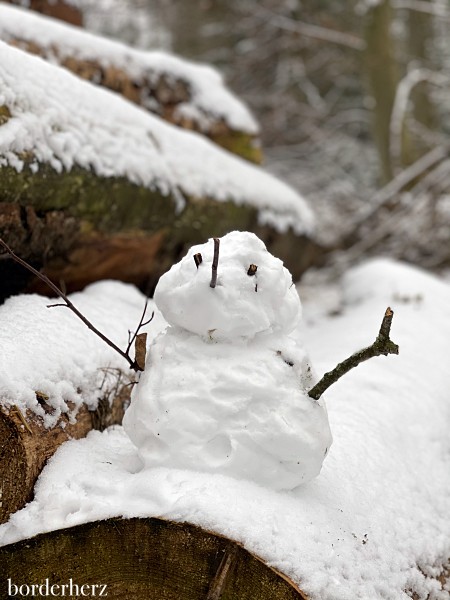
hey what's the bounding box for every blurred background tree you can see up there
[78,0,450,272]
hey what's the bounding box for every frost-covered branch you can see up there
[390,68,450,173]
[308,308,399,401]
[0,238,151,372]
[393,0,450,19]
[255,6,366,50]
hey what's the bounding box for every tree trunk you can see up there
[407,0,437,160]
[0,517,307,599]
[364,0,399,183]
[0,384,129,525]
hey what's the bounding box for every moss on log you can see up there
[0,518,307,599]
[0,162,321,299]
[0,382,130,525]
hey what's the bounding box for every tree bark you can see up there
[0,517,307,599]
[0,383,129,525]
[0,163,321,301]
[364,0,399,183]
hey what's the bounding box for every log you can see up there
[0,517,307,599]
[0,163,321,301]
[0,7,261,163]
[0,382,130,525]
[3,0,82,26]
[0,40,320,300]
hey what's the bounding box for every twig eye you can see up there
[247,264,257,276]
[194,253,202,268]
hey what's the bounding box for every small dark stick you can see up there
[308,307,399,401]
[210,237,220,288]
[247,264,258,276]
[194,253,203,268]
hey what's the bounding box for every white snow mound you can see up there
[124,232,332,490]
[155,231,301,339]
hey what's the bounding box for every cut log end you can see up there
[0,518,308,600]
[0,383,130,525]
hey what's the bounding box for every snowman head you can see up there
[154,231,301,340]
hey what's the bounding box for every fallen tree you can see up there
[0,3,261,163]
[0,517,307,599]
[0,41,319,300]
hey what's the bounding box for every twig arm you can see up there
[308,307,399,401]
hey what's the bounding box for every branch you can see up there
[308,308,399,401]
[393,0,450,19]
[210,238,220,289]
[0,238,149,372]
[389,68,450,175]
[255,6,366,51]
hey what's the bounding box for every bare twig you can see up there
[194,253,203,268]
[0,238,150,372]
[308,308,399,401]
[125,299,154,357]
[210,238,220,289]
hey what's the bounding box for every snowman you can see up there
[123,231,332,491]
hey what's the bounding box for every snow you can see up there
[124,232,332,490]
[0,281,166,428]
[154,232,301,339]
[0,40,313,234]
[1,258,449,599]
[0,2,258,135]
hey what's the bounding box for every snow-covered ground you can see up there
[0,256,449,600]
[0,40,313,233]
[0,3,257,135]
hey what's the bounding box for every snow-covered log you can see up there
[0,281,166,524]
[0,3,261,162]
[0,390,128,525]
[0,517,306,599]
[0,41,319,299]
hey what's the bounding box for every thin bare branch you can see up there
[0,238,149,372]
[308,308,399,401]
[125,299,154,357]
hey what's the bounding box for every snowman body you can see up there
[123,231,332,490]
